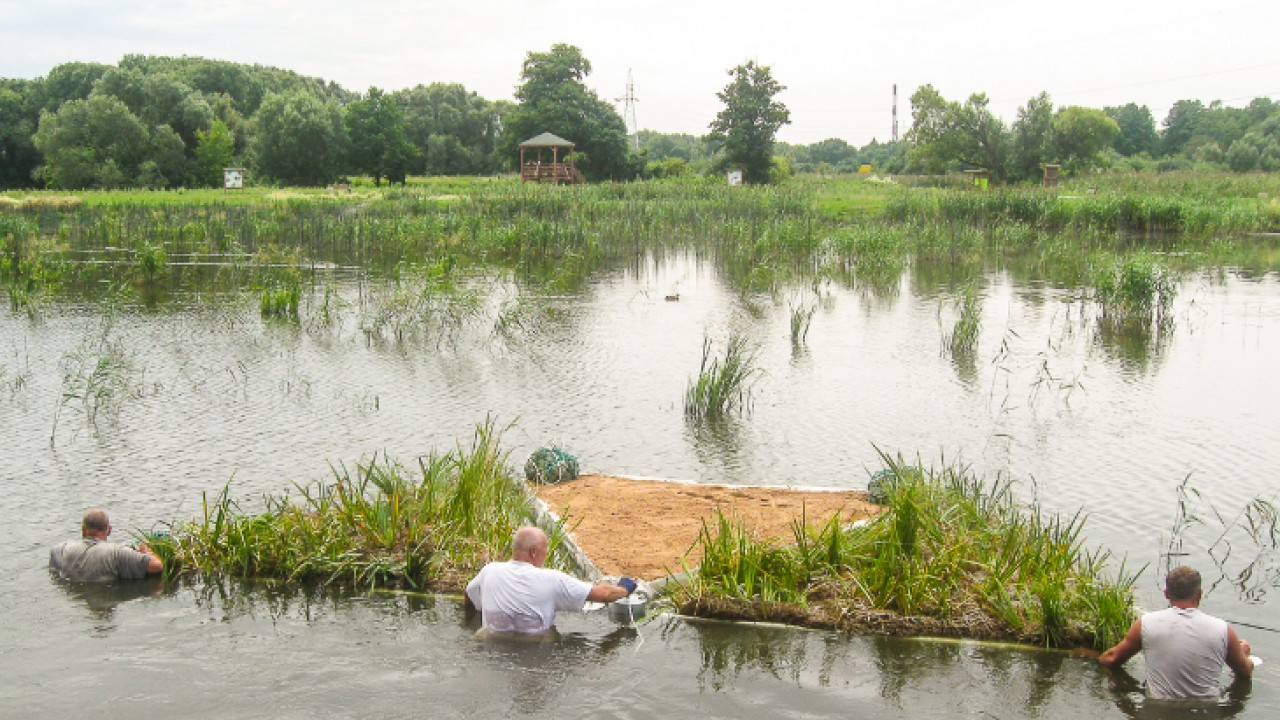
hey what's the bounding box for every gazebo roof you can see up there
[520,132,575,148]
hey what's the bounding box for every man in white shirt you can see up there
[465,526,636,637]
[1099,566,1254,699]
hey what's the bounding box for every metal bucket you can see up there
[608,595,647,623]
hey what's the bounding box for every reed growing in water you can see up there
[684,333,760,420]
[789,301,816,346]
[1089,252,1177,329]
[946,284,982,357]
[153,419,545,590]
[677,457,1139,650]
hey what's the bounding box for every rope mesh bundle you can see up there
[524,446,580,485]
[867,468,897,504]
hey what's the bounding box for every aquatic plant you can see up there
[358,258,485,345]
[677,457,1139,649]
[945,284,982,356]
[132,240,168,284]
[1089,253,1177,328]
[259,279,301,320]
[51,316,139,442]
[1163,476,1280,604]
[789,299,816,346]
[684,333,761,420]
[163,419,543,589]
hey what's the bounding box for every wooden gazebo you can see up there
[519,132,585,184]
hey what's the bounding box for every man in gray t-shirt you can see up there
[50,509,163,583]
[1099,566,1254,699]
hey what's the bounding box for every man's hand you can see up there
[617,577,637,595]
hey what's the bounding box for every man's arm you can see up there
[135,543,163,575]
[1099,618,1143,667]
[464,571,483,612]
[1224,625,1254,679]
[587,582,629,603]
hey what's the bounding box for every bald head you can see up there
[511,526,549,566]
[82,509,111,538]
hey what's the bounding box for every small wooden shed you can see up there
[963,169,991,190]
[520,132,585,184]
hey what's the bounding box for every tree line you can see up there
[1,48,1277,190]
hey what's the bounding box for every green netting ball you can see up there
[524,446,580,485]
[867,468,897,504]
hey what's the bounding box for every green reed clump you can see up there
[693,511,810,605]
[881,180,1276,235]
[789,301,816,346]
[1089,253,1177,328]
[259,280,300,319]
[254,244,305,320]
[131,240,168,284]
[165,419,539,590]
[1,218,66,312]
[684,333,761,420]
[678,457,1138,649]
[946,284,982,356]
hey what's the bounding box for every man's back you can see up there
[50,538,153,583]
[1141,606,1229,699]
[466,560,591,634]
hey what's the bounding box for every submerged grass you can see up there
[157,419,544,590]
[676,457,1139,650]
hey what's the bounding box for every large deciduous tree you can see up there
[912,88,1118,182]
[195,119,236,187]
[1161,99,1205,157]
[38,62,110,112]
[0,80,42,188]
[501,44,636,182]
[32,95,150,189]
[1226,113,1280,172]
[907,85,1010,183]
[396,83,503,176]
[1011,92,1055,181]
[801,138,858,172]
[1105,103,1159,157]
[708,60,790,184]
[344,87,415,185]
[250,89,347,186]
[1051,106,1119,173]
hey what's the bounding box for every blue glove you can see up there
[617,577,637,595]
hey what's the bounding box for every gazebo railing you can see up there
[520,162,584,184]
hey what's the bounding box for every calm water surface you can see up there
[2,250,1277,717]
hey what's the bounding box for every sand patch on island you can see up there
[532,474,879,580]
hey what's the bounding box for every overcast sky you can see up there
[3,0,1278,146]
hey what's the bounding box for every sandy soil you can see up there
[532,474,879,580]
